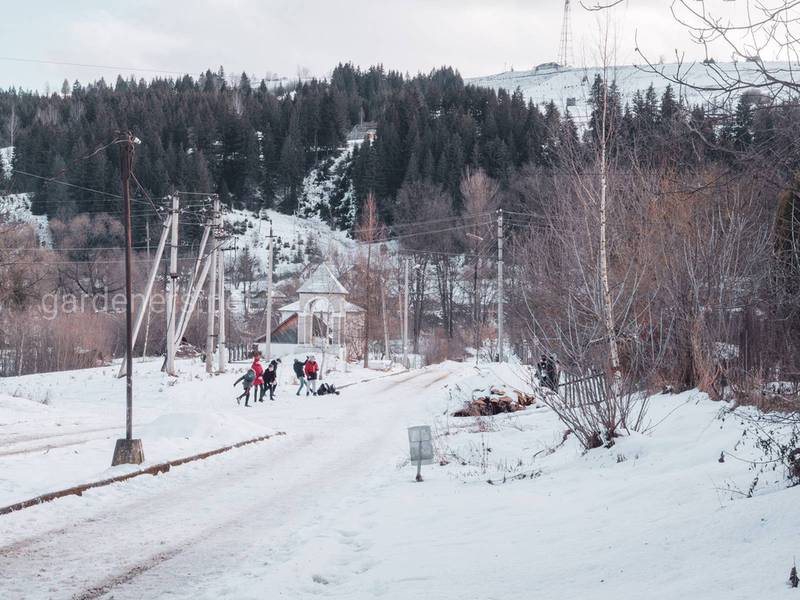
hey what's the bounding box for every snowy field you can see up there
[1,359,799,598]
[469,61,792,125]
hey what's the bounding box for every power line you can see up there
[12,170,123,199]
[350,210,495,236]
[0,55,194,77]
[382,219,496,244]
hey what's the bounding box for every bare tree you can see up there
[460,168,499,359]
[356,193,386,367]
[5,103,18,148]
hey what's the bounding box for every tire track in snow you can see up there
[2,368,453,599]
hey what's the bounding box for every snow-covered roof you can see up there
[347,122,377,142]
[277,299,364,314]
[342,300,365,313]
[297,263,348,295]
[277,300,301,313]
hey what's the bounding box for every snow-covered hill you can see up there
[224,207,357,279]
[0,145,13,174]
[469,61,793,123]
[0,192,52,247]
[297,147,356,229]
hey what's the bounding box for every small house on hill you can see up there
[346,121,378,144]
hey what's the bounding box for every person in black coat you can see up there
[264,359,280,400]
[536,354,551,390]
[294,357,309,396]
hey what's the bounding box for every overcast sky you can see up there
[0,0,756,91]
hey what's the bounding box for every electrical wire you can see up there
[12,170,123,199]
[0,55,195,77]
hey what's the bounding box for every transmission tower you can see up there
[558,0,573,68]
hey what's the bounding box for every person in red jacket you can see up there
[303,356,319,396]
[251,351,265,402]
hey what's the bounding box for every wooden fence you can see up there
[228,342,255,363]
[558,370,608,407]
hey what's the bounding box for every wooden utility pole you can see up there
[497,209,504,363]
[264,221,274,359]
[165,194,179,376]
[206,196,219,373]
[112,132,144,466]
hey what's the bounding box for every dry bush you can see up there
[538,372,649,450]
[1,307,118,375]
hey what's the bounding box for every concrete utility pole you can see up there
[142,220,151,359]
[206,196,219,374]
[264,221,274,359]
[165,194,179,376]
[403,257,409,369]
[497,209,504,363]
[112,132,144,466]
[217,205,227,373]
[174,221,210,351]
[118,212,171,378]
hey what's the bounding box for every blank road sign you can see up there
[408,425,434,465]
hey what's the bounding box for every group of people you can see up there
[234,352,333,406]
[233,351,281,407]
[293,356,320,396]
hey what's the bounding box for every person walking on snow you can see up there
[304,355,319,396]
[264,359,280,401]
[294,356,309,396]
[233,367,257,407]
[251,351,265,402]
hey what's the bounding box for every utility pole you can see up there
[112,131,144,466]
[217,204,227,373]
[173,221,211,355]
[264,221,274,359]
[403,257,409,369]
[165,194,179,376]
[206,196,219,374]
[118,212,172,378]
[142,220,151,359]
[363,242,372,369]
[497,209,504,363]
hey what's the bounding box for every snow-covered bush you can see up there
[538,373,649,450]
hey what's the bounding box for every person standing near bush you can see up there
[294,356,309,396]
[545,354,559,392]
[304,356,319,396]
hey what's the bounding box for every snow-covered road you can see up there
[3,358,799,599]
[1,365,461,599]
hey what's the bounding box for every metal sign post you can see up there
[407,425,433,482]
